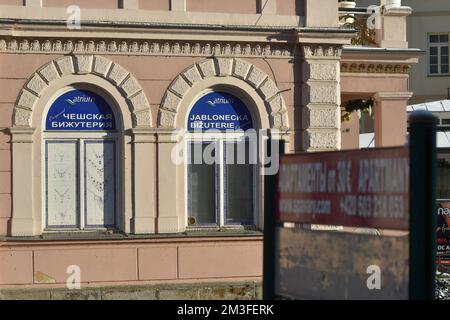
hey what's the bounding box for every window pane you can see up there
[430,56,438,64]
[46,141,78,228]
[430,65,439,74]
[188,142,217,225]
[441,55,449,65]
[440,34,449,43]
[430,47,438,55]
[441,46,449,55]
[84,141,116,227]
[442,65,449,74]
[225,142,255,225]
[430,35,439,43]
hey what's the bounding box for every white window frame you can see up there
[185,132,259,229]
[41,86,121,232]
[428,33,450,76]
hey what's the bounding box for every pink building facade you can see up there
[0,0,421,299]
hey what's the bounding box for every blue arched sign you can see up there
[46,89,116,131]
[187,91,253,131]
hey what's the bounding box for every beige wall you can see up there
[139,0,170,11]
[0,0,22,5]
[0,236,262,286]
[43,0,119,9]
[0,0,304,16]
[277,0,302,16]
[0,54,60,235]
[186,0,257,14]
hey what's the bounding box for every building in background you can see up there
[357,0,450,104]
[0,0,420,298]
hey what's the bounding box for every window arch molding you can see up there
[157,57,289,131]
[10,55,153,236]
[154,58,290,233]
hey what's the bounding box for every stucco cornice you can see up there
[0,36,297,58]
[341,46,424,74]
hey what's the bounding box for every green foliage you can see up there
[342,98,374,122]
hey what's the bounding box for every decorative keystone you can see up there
[74,55,94,74]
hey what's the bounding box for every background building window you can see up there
[429,33,449,75]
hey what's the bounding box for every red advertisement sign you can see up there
[276,147,409,230]
[437,202,450,264]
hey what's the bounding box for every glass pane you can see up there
[430,47,438,55]
[430,65,439,74]
[441,46,449,55]
[437,154,450,199]
[225,142,255,225]
[430,35,439,43]
[440,34,449,43]
[188,142,217,225]
[442,65,449,74]
[84,140,116,227]
[441,54,449,65]
[46,141,78,228]
[430,56,438,64]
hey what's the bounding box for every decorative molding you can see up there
[341,63,410,74]
[0,38,295,58]
[158,57,289,130]
[373,91,413,101]
[302,45,343,58]
[12,55,152,128]
[9,127,36,143]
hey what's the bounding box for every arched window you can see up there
[43,88,119,230]
[186,91,257,227]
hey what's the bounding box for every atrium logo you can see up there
[65,96,96,105]
[206,97,235,107]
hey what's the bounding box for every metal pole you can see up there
[409,110,437,300]
[263,136,284,300]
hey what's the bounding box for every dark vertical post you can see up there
[263,135,284,300]
[409,110,437,300]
